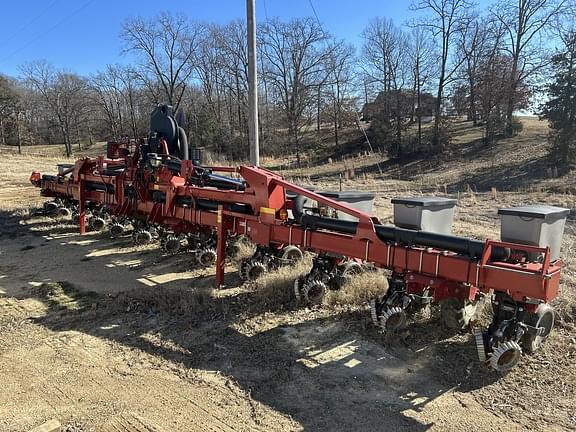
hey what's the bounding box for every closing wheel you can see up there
[302,280,327,305]
[44,201,59,214]
[56,207,72,218]
[133,230,153,245]
[440,298,478,330]
[90,216,107,232]
[490,341,522,372]
[521,303,555,353]
[162,236,182,255]
[370,299,380,326]
[379,306,407,331]
[280,245,304,265]
[474,329,487,362]
[294,278,304,302]
[249,261,267,280]
[239,259,250,281]
[197,248,217,267]
[109,223,125,238]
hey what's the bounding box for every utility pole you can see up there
[246,0,260,166]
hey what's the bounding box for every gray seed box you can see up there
[318,191,376,221]
[498,205,569,261]
[391,197,457,234]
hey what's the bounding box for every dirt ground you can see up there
[1,121,576,431]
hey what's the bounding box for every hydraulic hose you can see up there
[300,213,507,260]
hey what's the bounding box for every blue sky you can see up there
[0,0,492,77]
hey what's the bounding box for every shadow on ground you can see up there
[0,210,503,431]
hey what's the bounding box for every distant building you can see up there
[361,91,437,121]
[440,99,459,117]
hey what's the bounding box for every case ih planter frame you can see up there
[29,105,565,372]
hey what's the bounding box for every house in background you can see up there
[361,91,436,122]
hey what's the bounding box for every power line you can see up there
[0,0,61,48]
[0,0,96,65]
[307,0,321,26]
[307,0,330,39]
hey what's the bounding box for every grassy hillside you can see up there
[274,117,570,194]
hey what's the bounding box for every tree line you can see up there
[0,1,574,165]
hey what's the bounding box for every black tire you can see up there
[521,303,555,353]
[57,207,72,218]
[280,245,304,265]
[341,261,363,281]
[331,261,363,290]
[178,126,188,160]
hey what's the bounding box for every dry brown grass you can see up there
[229,237,257,264]
[250,261,389,310]
[251,260,312,309]
[0,153,67,211]
[326,270,389,306]
[0,141,108,158]
[115,285,216,316]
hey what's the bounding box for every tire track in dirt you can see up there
[0,296,298,432]
[102,412,163,432]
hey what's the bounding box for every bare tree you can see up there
[121,12,204,111]
[259,17,332,164]
[190,21,251,158]
[456,15,488,125]
[326,40,356,146]
[492,0,569,136]
[0,75,20,149]
[217,20,250,136]
[475,21,533,144]
[361,17,401,120]
[408,27,436,147]
[361,18,412,156]
[410,0,473,150]
[196,25,227,124]
[20,60,89,157]
[116,66,144,140]
[91,65,124,139]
